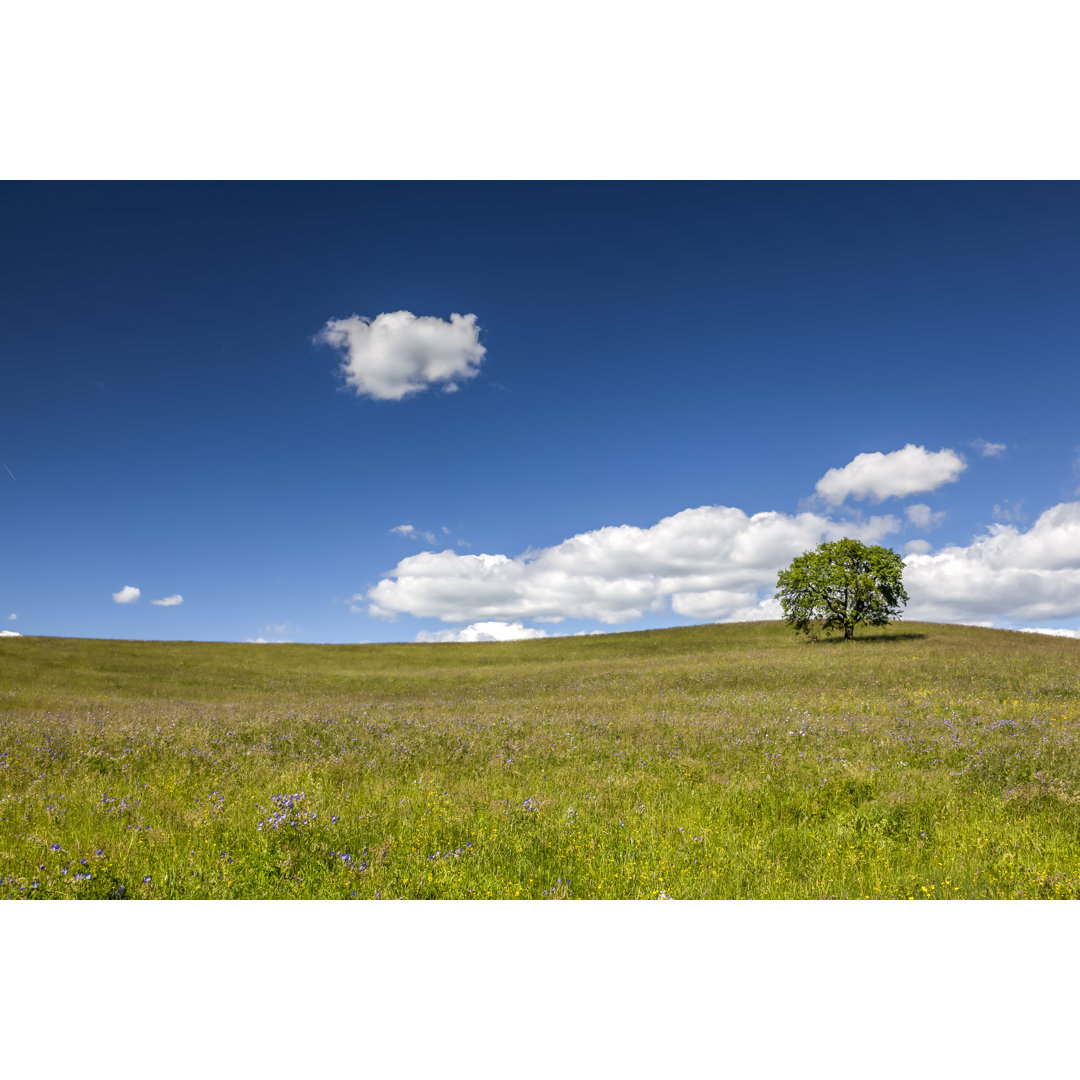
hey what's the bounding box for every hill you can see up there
[2,621,1078,898]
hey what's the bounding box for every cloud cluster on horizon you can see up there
[902,502,1080,623]
[317,311,486,401]
[365,505,899,626]
[361,444,1080,637]
[416,620,551,643]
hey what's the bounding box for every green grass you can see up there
[2,621,1080,899]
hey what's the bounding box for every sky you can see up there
[3,180,1080,644]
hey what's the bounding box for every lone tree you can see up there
[775,538,909,640]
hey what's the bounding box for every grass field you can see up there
[2,620,1079,899]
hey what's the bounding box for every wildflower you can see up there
[144,875,152,884]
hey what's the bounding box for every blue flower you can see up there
[144,875,152,884]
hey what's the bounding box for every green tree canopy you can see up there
[775,538,909,639]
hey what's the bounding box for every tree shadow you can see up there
[813,632,927,645]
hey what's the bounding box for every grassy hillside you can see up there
[2,621,1079,898]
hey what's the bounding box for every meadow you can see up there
[2,621,1079,899]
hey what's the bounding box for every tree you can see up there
[775,538,909,640]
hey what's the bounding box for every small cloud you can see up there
[904,539,932,555]
[7,613,16,620]
[245,637,292,644]
[112,585,140,604]
[317,310,486,401]
[905,504,946,531]
[0,629,21,637]
[815,444,966,504]
[392,523,438,544]
[973,438,1007,458]
[993,500,1026,525]
[1016,627,1080,639]
[151,594,183,607]
[415,620,550,643]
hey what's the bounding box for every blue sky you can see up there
[3,181,1080,643]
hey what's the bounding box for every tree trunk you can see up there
[844,625,854,640]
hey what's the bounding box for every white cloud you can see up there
[365,505,900,626]
[973,438,1007,458]
[815,444,966,504]
[904,502,1080,624]
[7,613,15,620]
[151,594,183,607]
[1016,627,1080,639]
[904,539,932,556]
[245,637,291,644]
[317,310,486,401]
[416,621,551,643]
[391,523,437,544]
[993,500,1026,524]
[112,585,140,604]
[905,503,946,530]
[0,630,21,637]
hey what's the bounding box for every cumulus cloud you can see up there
[317,310,486,401]
[973,439,1007,458]
[391,524,416,537]
[903,502,1080,624]
[151,594,183,607]
[1016,627,1080,639]
[904,539,932,556]
[112,585,140,604]
[0,630,21,637]
[364,505,899,626]
[905,504,946,530]
[815,444,966,504]
[416,621,551,643]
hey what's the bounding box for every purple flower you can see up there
[143,875,152,884]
